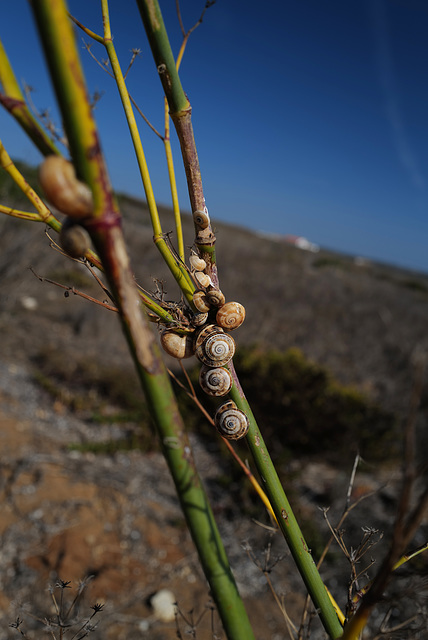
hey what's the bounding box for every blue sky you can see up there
[1,1,427,272]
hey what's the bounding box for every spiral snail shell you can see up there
[59,218,91,258]
[191,312,208,327]
[194,271,211,288]
[195,325,235,367]
[39,156,93,219]
[189,254,207,272]
[160,330,195,359]
[199,365,233,397]
[193,290,211,313]
[193,209,210,229]
[216,301,246,331]
[214,401,249,440]
[206,289,225,308]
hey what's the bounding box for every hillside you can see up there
[1,182,428,638]
[2,186,428,421]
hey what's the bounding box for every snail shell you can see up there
[191,312,208,327]
[194,271,211,288]
[199,365,232,397]
[206,289,225,308]
[214,401,249,440]
[195,326,235,367]
[59,218,91,258]
[193,290,211,313]
[195,324,223,349]
[39,155,93,219]
[193,210,210,229]
[160,330,195,359]
[189,254,207,272]
[216,301,246,331]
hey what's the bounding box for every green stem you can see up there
[135,0,218,269]
[0,37,60,157]
[30,2,255,638]
[228,362,343,639]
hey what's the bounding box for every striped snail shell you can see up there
[193,209,210,229]
[199,365,233,397]
[191,312,208,327]
[194,271,211,288]
[195,324,223,349]
[193,290,211,313]
[39,156,93,219]
[189,254,207,272]
[160,330,195,359]
[214,401,249,440]
[206,289,225,308]
[216,301,246,331]
[195,325,235,367]
[59,218,91,258]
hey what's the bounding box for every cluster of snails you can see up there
[160,249,249,440]
[38,156,249,441]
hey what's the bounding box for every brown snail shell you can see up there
[194,271,211,288]
[193,210,210,229]
[199,365,233,397]
[160,330,195,359]
[195,324,223,349]
[216,301,246,331]
[193,290,211,313]
[39,156,93,219]
[195,326,235,367]
[214,401,249,440]
[206,289,225,308]
[191,312,208,327]
[189,254,207,272]
[59,218,91,258]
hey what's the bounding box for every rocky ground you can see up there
[0,203,427,638]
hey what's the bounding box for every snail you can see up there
[199,365,232,397]
[216,301,246,331]
[193,290,211,313]
[206,289,225,308]
[39,155,93,219]
[193,209,210,229]
[160,329,195,359]
[195,324,235,367]
[195,324,222,348]
[59,218,91,258]
[214,400,249,440]
[191,312,208,327]
[194,271,211,288]
[189,254,207,272]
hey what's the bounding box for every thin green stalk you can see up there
[0,37,60,157]
[135,0,218,275]
[136,4,343,635]
[70,4,194,302]
[228,362,344,640]
[30,3,255,638]
[164,97,185,262]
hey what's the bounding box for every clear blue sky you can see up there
[1,1,427,272]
